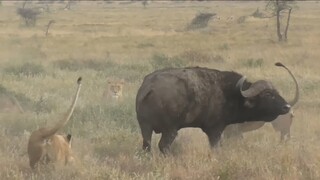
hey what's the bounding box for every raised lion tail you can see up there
[41,77,82,139]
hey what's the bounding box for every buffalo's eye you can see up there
[264,92,273,98]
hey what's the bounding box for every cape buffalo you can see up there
[223,63,299,142]
[136,63,291,153]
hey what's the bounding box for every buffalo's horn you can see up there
[236,76,247,90]
[240,80,274,98]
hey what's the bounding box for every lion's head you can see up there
[104,79,125,100]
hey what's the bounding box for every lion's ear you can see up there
[66,134,72,147]
[66,134,72,143]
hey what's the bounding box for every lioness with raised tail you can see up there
[27,77,82,169]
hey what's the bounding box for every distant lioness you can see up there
[102,79,124,101]
[27,77,82,169]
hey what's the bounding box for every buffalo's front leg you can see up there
[158,129,177,154]
[203,124,225,148]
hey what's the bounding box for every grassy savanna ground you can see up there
[0,1,320,179]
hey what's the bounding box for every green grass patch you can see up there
[241,58,264,68]
[53,59,117,72]
[149,53,189,70]
[4,62,46,77]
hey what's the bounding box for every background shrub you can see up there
[186,12,216,30]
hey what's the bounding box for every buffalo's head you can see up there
[236,76,290,121]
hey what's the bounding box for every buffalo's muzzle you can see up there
[282,104,291,114]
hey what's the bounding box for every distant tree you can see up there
[266,0,295,41]
[45,20,56,37]
[64,0,77,10]
[142,0,148,8]
[17,1,41,27]
[16,0,49,27]
[64,0,71,10]
[17,8,41,26]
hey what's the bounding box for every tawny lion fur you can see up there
[27,77,82,169]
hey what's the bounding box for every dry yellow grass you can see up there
[0,1,320,179]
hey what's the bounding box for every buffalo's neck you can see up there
[236,107,279,123]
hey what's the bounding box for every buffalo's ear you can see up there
[244,98,256,108]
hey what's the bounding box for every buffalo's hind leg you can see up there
[140,123,153,152]
[158,129,177,154]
